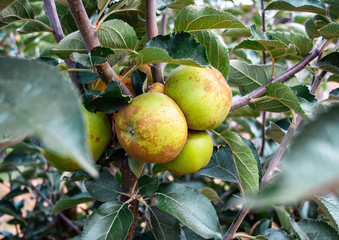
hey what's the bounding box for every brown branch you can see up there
[43,0,81,91]
[222,207,249,240]
[146,0,164,84]
[67,0,133,96]
[115,150,139,240]
[230,46,322,111]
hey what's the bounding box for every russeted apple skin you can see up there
[163,130,213,175]
[165,66,232,130]
[115,92,188,164]
[41,107,112,172]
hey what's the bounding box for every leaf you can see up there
[191,30,229,78]
[233,25,296,62]
[2,187,28,201]
[328,75,339,82]
[319,22,339,39]
[264,82,309,120]
[149,206,181,240]
[217,131,259,196]
[0,0,18,13]
[180,226,212,240]
[0,57,97,176]
[139,175,159,197]
[52,192,94,214]
[4,152,44,166]
[83,81,132,114]
[167,0,194,10]
[85,168,121,202]
[0,200,22,220]
[297,219,339,239]
[266,122,287,143]
[174,5,246,32]
[318,52,339,76]
[53,31,87,59]
[82,201,133,240]
[321,0,339,6]
[227,105,260,118]
[260,229,291,239]
[137,32,209,67]
[74,63,99,84]
[268,31,313,58]
[97,19,137,51]
[199,146,240,183]
[305,15,330,39]
[274,206,293,232]
[314,193,339,230]
[106,0,145,16]
[155,183,221,239]
[18,15,50,34]
[198,187,221,202]
[90,46,115,65]
[0,0,34,29]
[265,0,326,15]
[254,105,339,206]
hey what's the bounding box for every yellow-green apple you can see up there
[161,130,213,175]
[148,82,165,94]
[115,92,188,163]
[41,107,112,172]
[165,66,232,130]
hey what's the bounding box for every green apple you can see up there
[41,106,112,172]
[115,92,188,164]
[165,66,232,130]
[162,130,213,175]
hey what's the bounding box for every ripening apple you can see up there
[41,107,112,172]
[148,82,165,94]
[161,130,213,175]
[165,66,232,130]
[115,92,188,163]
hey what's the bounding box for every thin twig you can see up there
[223,207,249,240]
[15,167,82,235]
[43,0,81,91]
[146,0,164,84]
[67,0,133,96]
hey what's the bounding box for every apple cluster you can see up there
[115,65,232,175]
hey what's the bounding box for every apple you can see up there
[161,130,213,175]
[165,66,232,130]
[148,82,165,94]
[115,92,188,163]
[41,106,112,172]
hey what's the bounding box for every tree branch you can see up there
[67,0,133,96]
[146,0,164,84]
[223,207,249,240]
[230,44,324,111]
[15,167,82,235]
[43,0,81,91]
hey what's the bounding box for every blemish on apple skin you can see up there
[89,135,94,139]
[95,137,101,142]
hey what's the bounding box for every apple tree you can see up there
[1,0,339,239]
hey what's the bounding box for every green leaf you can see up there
[0,0,18,13]
[0,0,34,29]
[198,187,221,202]
[305,15,330,39]
[85,168,121,202]
[297,219,339,239]
[139,175,159,197]
[191,30,229,78]
[98,0,108,10]
[52,192,94,214]
[318,52,339,76]
[167,0,194,10]
[218,130,259,196]
[53,31,87,59]
[260,229,291,239]
[155,183,221,239]
[97,19,137,51]
[314,193,339,230]
[174,5,246,32]
[223,28,252,38]
[106,0,145,16]
[268,31,313,58]
[321,0,339,6]
[265,0,326,15]
[18,15,50,34]
[2,187,29,200]
[266,121,287,143]
[328,75,339,82]
[83,81,132,114]
[181,226,212,240]
[4,151,44,166]
[0,57,97,176]
[199,146,240,183]
[149,206,181,240]
[274,206,293,232]
[90,46,115,65]
[227,105,260,118]
[82,201,133,240]
[255,105,339,206]
[137,32,209,67]
[263,82,309,120]
[0,200,22,220]
[319,22,339,39]
[233,25,296,62]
